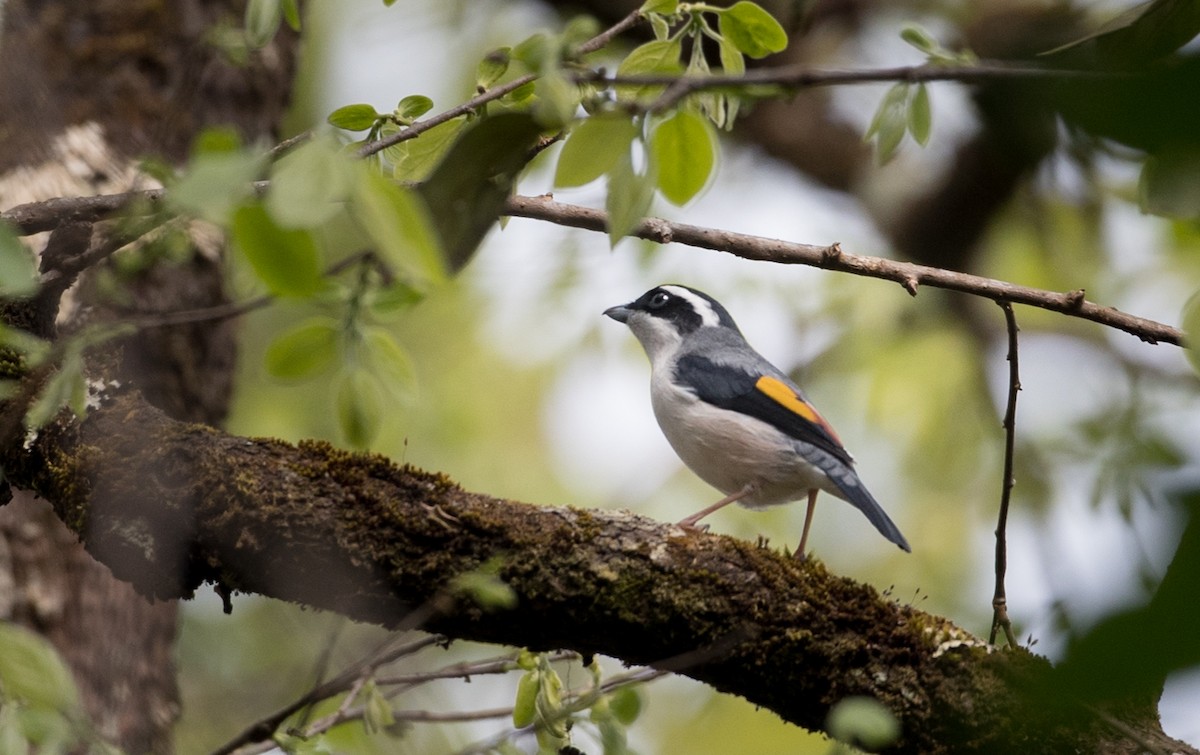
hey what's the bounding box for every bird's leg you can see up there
[795,489,819,561]
[677,483,755,529]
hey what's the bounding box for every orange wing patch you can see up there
[754,375,843,445]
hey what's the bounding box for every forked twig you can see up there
[989,300,1020,648]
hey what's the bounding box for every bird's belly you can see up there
[651,383,832,508]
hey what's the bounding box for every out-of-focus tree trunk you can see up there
[0,1,297,750]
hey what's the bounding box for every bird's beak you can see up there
[603,304,632,323]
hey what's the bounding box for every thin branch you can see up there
[989,301,1020,648]
[503,194,1184,346]
[591,62,1131,114]
[354,9,643,159]
[210,633,447,755]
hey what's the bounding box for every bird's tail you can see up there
[814,451,911,552]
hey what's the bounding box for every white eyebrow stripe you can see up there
[661,285,720,327]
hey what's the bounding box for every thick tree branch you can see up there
[3,390,1191,753]
[504,195,1184,346]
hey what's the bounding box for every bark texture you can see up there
[2,390,1190,754]
[0,1,297,751]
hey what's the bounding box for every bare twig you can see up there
[989,301,1020,648]
[594,61,1130,114]
[503,194,1184,346]
[210,633,447,755]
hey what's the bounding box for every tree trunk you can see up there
[0,1,296,750]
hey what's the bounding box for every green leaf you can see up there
[513,671,539,728]
[281,0,301,31]
[361,680,396,734]
[649,13,671,40]
[476,48,511,90]
[336,368,384,447]
[0,615,84,714]
[170,141,265,224]
[395,94,434,122]
[555,115,639,188]
[718,2,788,59]
[1138,148,1200,218]
[231,204,323,297]
[908,82,932,146]
[327,104,380,131]
[363,326,416,399]
[605,153,656,247]
[608,686,643,725]
[826,696,901,750]
[244,0,282,48]
[533,69,578,129]
[415,112,543,271]
[0,224,37,297]
[650,109,717,205]
[865,82,910,164]
[1183,290,1200,376]
[452,570,518,611]
[364,283,423,318]
[900,24,938,55]
[264,319,339,379]
[387,118,466,183]
[353,168,444,284]
[615,39,683,101]
[641,0,678,12]
[266,134,355,228]
[25,352,84,429]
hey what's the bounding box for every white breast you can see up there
[649,369,833,508]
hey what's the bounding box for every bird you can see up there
[604,284,910,558]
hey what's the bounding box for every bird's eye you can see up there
[648,292,670,309]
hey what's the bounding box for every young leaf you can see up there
[244,0,282,49]
[353,169,445,285]
[415,112,543,271]
[605,153,656,247]
[363,326,416,400]
[336,368,384,447]
[264,319,339,379]
[826,696,901,750]
[650,109,717,205]
[281,0,301,31]
[267,135,355,228]
[718,2,788,59]
[395,94,434,122]
[615,39,683,100]
[0,224,37,297]
[476,48,511,90]
[865,82,911,163]
[900,24,938,55]
[170,145,265,224]
[1138,149,1200,219]
[513,671,539,728]
[533,69,578,128]
[908,83,932,146]
[554,114,639,188]
[641,0,679,12]
[327,104,380,131]
[0,622,83,714]
[1182,290,1200,376]
[231,203,323,297]
[388,117,466,183]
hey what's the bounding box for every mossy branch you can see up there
[2,390,1191,753]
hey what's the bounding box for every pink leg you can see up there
[795,489,818,561]
[677,483,755,528]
